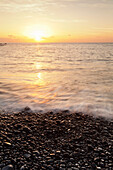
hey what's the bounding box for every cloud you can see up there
[92,27,113,33]
[41,35,55,40]
[0,0,113,16]
[1,0,113,11]
[0,0,50,13]
[8,35,17,39]
[0,34,55,43]
[48,19,87,23]
[0,0,113,20]
[52,0,113,8]
[0,34,35,43]
[53,0,113,3]
[1,0,113,5]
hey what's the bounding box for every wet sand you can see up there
[0,109,112,170]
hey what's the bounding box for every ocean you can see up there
[0,43,113,119]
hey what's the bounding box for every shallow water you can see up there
[0,43,113,118]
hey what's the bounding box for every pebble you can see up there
[0,164,5,168]
[4,142,12,146]
[97,167,101,170]
[70,158,74,162]
[50,153,55,157]
[20,165,27,170]
[2,164,13,170]
[24,153,31,159]
[33,150,40,157]
[60,164,65,168]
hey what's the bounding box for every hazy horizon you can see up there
[2,41,113,44]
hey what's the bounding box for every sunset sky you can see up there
[0,0,113,43]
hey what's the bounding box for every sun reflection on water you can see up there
[37,72,42,79]
[27,62,56,104]
[36,62,42,70]
[18,61,58,105]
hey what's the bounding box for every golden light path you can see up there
[24,62,57,104]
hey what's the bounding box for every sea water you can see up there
[0,43,113,119]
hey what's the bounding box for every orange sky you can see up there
[0,0,113,43]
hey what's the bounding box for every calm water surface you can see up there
[0,43,113,118]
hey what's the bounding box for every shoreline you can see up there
[0,110,112,169]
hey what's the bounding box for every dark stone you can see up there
[7,133,12,138]
[33,150,40,157]
[70,158,74,162]
[46,165,53,169]
[0,164,5,168]
[63,153,70,158]
[2,164,13,170]
[24,153,31,159]
[47,159,54,164]
[60,164,65,167]
[92,163,96,169]
[16,124,22,129]
[24,106,31,112]
[88,144,94,151]
[22,126,31,133]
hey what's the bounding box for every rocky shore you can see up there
[0,109,112,170]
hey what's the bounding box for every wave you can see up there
[0,102,113,120]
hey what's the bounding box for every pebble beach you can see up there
[0,109,112,170]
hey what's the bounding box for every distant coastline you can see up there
[0,43,7,46]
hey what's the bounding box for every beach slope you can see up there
[0,110,112,169]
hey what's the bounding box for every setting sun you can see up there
[27,30,45,41]
[23,25,52,42]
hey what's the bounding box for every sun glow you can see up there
[28,30,45,41]
[24,25,52,42]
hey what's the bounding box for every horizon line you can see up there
[3,42,113,44]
